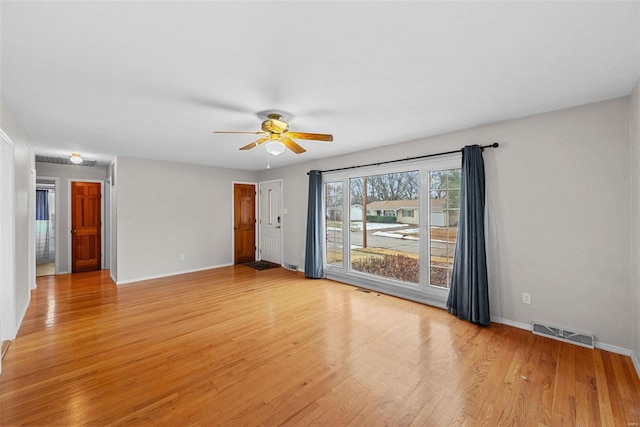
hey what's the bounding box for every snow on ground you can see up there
[373,230,419,240]
[326,223,410,232]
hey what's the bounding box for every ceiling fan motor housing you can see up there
[261,114,289,134]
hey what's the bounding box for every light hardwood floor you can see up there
[1,267,639,426]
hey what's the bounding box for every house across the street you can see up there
[365,199,459,227]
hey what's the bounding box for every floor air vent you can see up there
[532,321,594,349]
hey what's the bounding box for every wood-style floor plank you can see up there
[0,266,639,426]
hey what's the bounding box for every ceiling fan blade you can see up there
[281,137,306,154]
[239,136,269,151]
[213,131,267,135]
[285,132,333,142]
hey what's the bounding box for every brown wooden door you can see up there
[71,182,101,272]
[234,183,256,264]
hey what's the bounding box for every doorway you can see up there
[259,180,282,265]
[35,180,56,276]
[71,181,102,273]
[233,183,256,264]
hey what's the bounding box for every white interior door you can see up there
[259,180,282,264]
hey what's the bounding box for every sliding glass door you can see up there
[325,181,343,268]
[349,171,420,283]
[323,155,461,300]
[428,169,460,288]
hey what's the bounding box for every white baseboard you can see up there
[94,266,640,377]
[493,317,530,331]
[595,341,633,356]
[494,317,639,379]
[632,352,640,380]
[13,291,32,340]
[116,263,233,285]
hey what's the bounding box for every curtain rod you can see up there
[308,142,499,175]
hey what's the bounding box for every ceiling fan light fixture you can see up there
[69,153,83,164]
[265,140,286,156]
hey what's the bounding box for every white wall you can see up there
[110,160,117,284]
[115,157,257,283]
[0,95,35,340]
[630,79,640,371]
[35,162,108,274]
[260,97,634,350]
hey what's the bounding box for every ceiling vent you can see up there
[36,156,96,167]
[532,321,594,349]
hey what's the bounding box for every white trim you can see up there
[258,179,284,265]
[29,168,36,289]
[0,129,15,149]
[594,341,634,356]
[632,352,640,380]
[109,172,117,284]
[103,178,111,270]
[230,181,258,265]
[54,178,61,275]
[0,128,16,341]
[16,292,30,333]
[493,317,639,379]
[115,263,232,285]
[67,179,106,273]
[36,176,61,275]
[327,270,448,308]
[323,155,461,295]
[494,317,530,331]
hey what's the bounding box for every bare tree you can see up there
[350,177,364,205]
[362,171,419,202]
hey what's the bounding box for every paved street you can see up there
[350,226,420,254]
[326,224,454,257]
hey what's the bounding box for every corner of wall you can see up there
[631,78,640,368]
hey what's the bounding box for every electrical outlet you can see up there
[523,293,531,304]
[180,254,185,261]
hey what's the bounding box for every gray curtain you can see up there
[35,189,52,262]
[447,145,490,325]
[36,189,49,220]
[305,170,324,278]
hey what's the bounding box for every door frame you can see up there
[258,179,283,264]
[28,168,36,289]
[231,181,258,265]
[0,128,15,344]
[36,176,60,276]
[67,179,106,273]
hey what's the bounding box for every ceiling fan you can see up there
[214,113,333,155]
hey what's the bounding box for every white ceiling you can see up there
[1,1,639,171]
